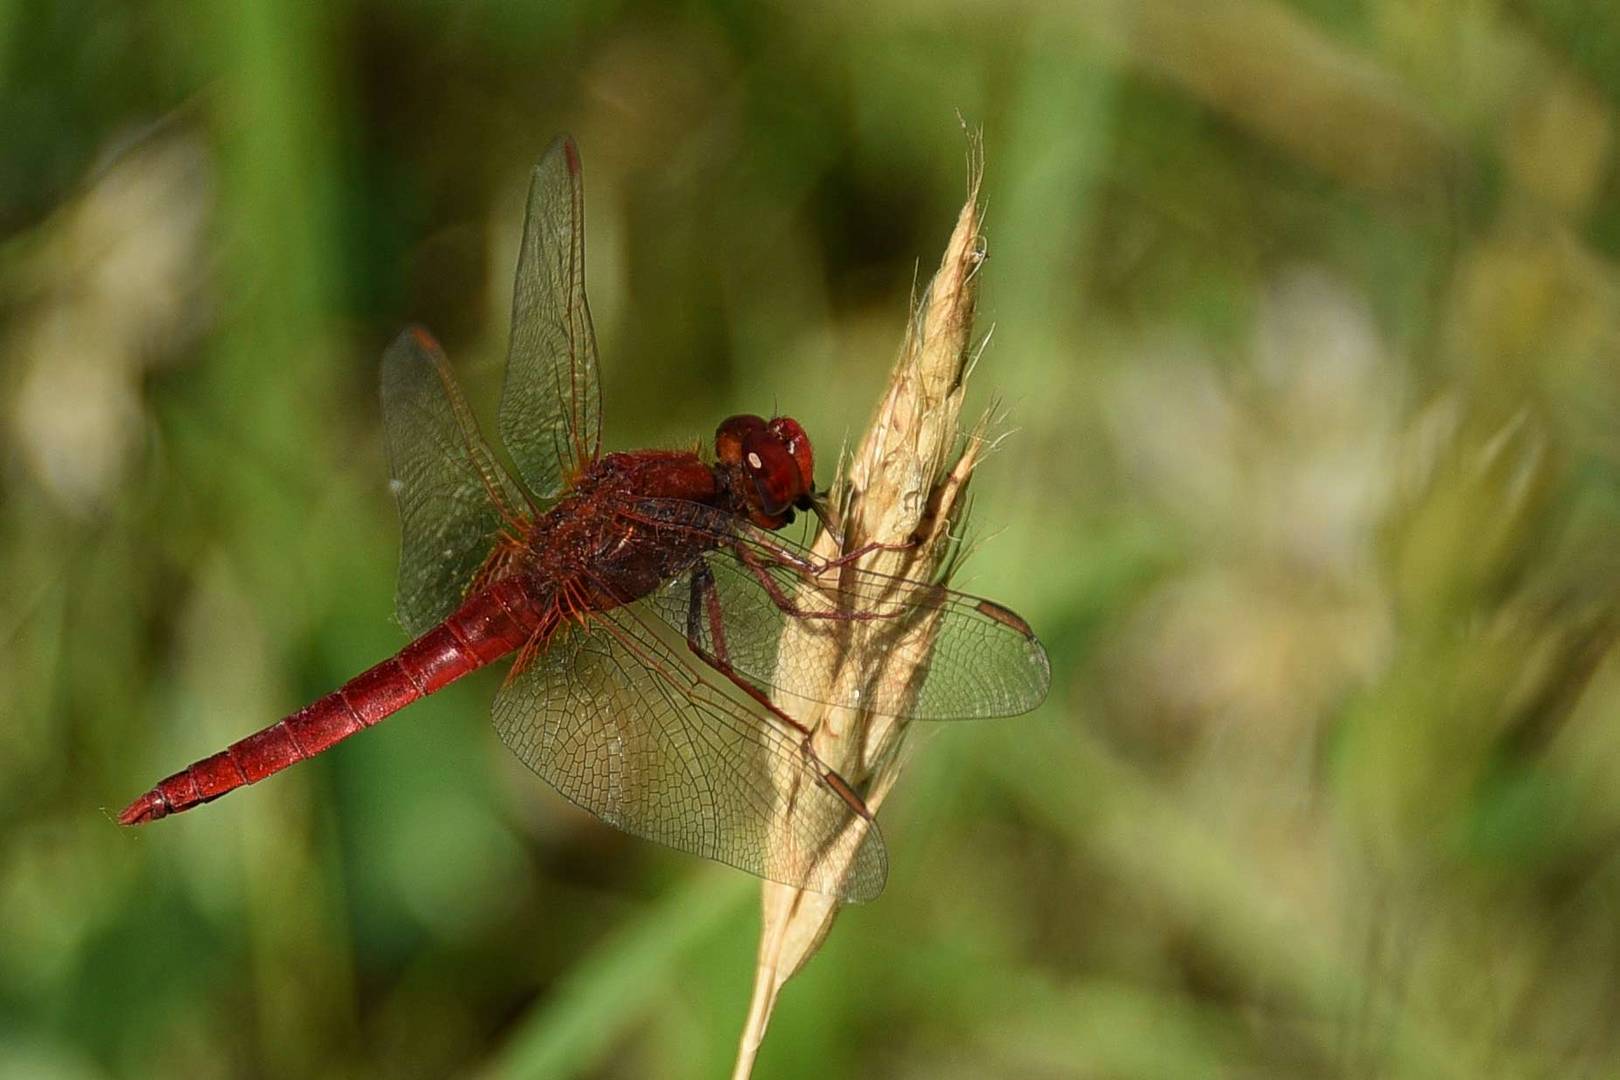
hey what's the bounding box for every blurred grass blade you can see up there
[485,870,751,1080]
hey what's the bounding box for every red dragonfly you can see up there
[120,137,1049,901]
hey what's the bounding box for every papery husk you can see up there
[732,137,992,1079]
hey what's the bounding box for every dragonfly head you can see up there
[715,413,816,529]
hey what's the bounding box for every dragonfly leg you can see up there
[730,542,911,625]
[684,561,812,739]
[743,528,918,578]
[682,561,873,821]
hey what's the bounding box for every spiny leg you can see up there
[730,541,916,626]
[683,559,872,821]
[742,528,919,579]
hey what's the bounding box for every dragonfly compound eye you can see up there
[766,416,815,497]
[742,432,805,517]
[715,414,768,468]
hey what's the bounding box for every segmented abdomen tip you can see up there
[116,791,167,826]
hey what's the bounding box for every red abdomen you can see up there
[118,579,539,825]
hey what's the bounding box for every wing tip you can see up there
[974,597,1036,639]
[540,133,582,178]
[838,820,890,904]
[384,324,444,358]
[407,325,442,353]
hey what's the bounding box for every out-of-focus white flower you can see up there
[1102,267,1397,746]
[7,132,212,515]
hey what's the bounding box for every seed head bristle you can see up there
[733,129,994,1080]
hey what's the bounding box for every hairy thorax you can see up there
[511,449,729,616]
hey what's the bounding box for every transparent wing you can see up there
[381,327,524,637]
[625,499,1051,721]
[498,135,602,501]
[491,603,888,902]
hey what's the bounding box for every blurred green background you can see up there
[7,1,1620,1077]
